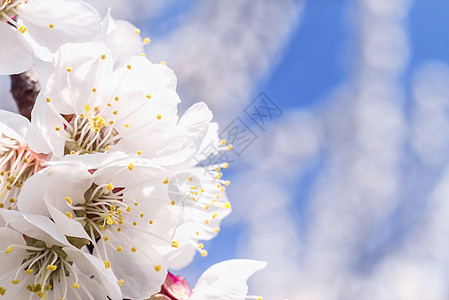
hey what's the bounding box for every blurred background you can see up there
[3,0,449,299]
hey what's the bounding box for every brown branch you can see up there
[10,66,40,120]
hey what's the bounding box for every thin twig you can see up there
[10,66,40,120]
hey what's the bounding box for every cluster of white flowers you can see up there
[0,1,265,299]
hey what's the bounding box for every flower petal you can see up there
[0,22,32,75]
[190,260,267,300]
[17,0,101,60]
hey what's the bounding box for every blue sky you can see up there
[172,0,449,288]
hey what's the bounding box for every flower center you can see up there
[62,106,119,155]
[0,135,45,209]
[3,236,81,299]
[72,183,128,238]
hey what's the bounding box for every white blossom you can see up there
[0,209,121,299]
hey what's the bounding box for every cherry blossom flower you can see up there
[150,260,266,300]
[32,42,212,166]
[16,154,180,299]
[0,209,121,299]
[0,110,49,211]
[0,0,102,75]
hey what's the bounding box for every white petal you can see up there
[99,232,167,299]
[18,163,93,215]
[45,200,92,242]
[63,247,122,300]
[190,260,267,300]
[17,0,101,60]
[0,209,69,246]
[0,110,30,144]
[0,22,32,75]
[101,10,144,69]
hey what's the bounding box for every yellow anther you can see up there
[11,279,19,284]
[198,243,204,249]
[215,167,220,172]
[146,94,152,99]
[215,172,223,179]
[117,227,122,232]
[212,213,218,219]
[106,217,113,225]
[85,104,91,111]
[132,221,137,226]
[114,96,119,101]
[170,201,176,206]
[72,283,80,288]
[126,207,131,212]
[49,24,54,29]
[118,279,124,286]
[196,231,199,235]
[105,183,114,191]
[116,245,123,252]
[227,145,233,151]
[37,291,44,297]
[162,178,169,184]
[105,146,110,151]
[23,157,29,164]
[5,246,13,254]
[137,150,143,156]
[101,54,106,60]
[45,284,52,291]
[143,37,151,44]
[140,53,146,57]
[92,88,97,93]
[204,205,210,210]
[201,250,208,257]
[66,67,72,72]
[223,162,229,169]
[46,97,52,103]
[65,211,72,219]
[103,236,109,241]
[47,265,57,271]
[104,261,111,269]
[171,241,179,248]
[257,297,263,300]
[225,202,231,209]
[131,247,137,252]
[106,102,112,107]
[127,65,132,70]
[65,197,73,205]
[156,114,162,120]
[110,205,116,210]
[205,219,210,224]
[18,25,27,33]
[26,269,33,275]
[70,151,76,155]
[134,28,140,34]
[221,139,227,145]
[160,61,167,65]
[100,225,105,231]
[140,213,144,218]
[225,180,230,186]
[109,121,114,125]
[124,123,129,128]
[215,227,220,233]
[154,265,162,272]
[54,126,61,131]
[149,220,154,224]
[201,188,205,193]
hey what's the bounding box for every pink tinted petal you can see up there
[161,272,192,299]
